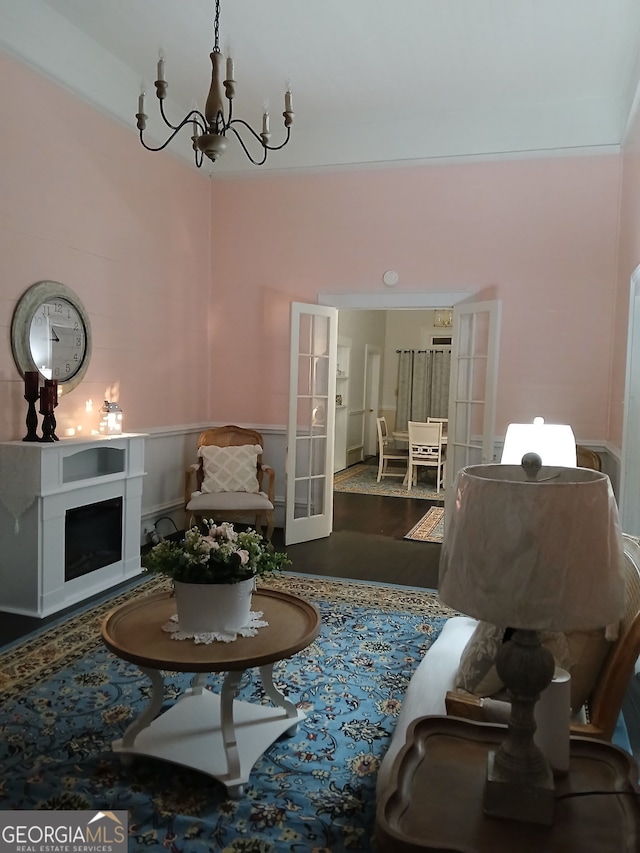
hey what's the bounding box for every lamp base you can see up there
[483,628,557,826]
[484,745,555,826]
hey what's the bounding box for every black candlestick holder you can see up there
[44,379,59,441]
[39,385,56,443]
[22,371,41,442]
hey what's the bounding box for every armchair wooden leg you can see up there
[265,511,275,548]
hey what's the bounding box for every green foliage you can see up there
[142,520,291,584]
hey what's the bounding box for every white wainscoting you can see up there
[139,426,619,544]
[140,423,287,543]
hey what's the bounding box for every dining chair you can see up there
[427,416,448,436]
[376,417,409,482]
[407,420,445,493]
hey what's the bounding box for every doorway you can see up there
[330,296,467,478]
[288,291,499,545]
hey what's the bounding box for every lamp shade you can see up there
[501,417,577,467]
[438,464,624,632]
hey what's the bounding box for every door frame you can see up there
[620,264,640,536]
[363,345,382,458]
[319,291,473,310]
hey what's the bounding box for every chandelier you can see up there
[135,0,294,167]
[434,309,453,328]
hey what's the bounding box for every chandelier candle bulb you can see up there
[138,92,144,114]
[285,88,293,112]
[157,56,165,82]
[263,111,270,134]
[226,56,234,81]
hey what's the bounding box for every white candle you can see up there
[157,57,165,82]
[285,88,293,112]
[534,667,571,775]
[263,111,270,134]
[226,56,234,80]
[138,92,145,114]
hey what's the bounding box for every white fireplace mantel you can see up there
[0,433,146,617]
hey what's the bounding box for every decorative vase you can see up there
[173,577,254,635]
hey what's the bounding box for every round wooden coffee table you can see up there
[101,587,320,797]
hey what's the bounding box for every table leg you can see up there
[190,672,208,695]
[220,669,244,793]
[121,666,165,748]
[260,664,300,736]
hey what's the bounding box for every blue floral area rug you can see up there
[334,462,445,502]
[0,573,454,852]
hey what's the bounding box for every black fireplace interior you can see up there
[65,497,123,582]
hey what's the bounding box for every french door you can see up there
[445,300,502,498]
[285,303,338,545]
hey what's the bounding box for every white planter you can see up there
[173,577,254,635]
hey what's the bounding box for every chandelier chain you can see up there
[213,0,221,52]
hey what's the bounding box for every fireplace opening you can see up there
[65,497,123,582]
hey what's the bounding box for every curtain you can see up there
[396,351,413,432]
[396,350,451,430]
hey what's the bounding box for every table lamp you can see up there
[438,457,624,825]
[501,416,577,466]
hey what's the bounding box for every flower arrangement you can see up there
[142,520,291,585]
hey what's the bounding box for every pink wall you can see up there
[211,156,622,439]
[611,109,640,446]
[0,49,628,448]
[0,52,212,443]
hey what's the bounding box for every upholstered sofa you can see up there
[377,532,640,797]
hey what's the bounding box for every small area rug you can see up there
[405,506,445,543]
[0,573,454,852]
[334,462,444,501]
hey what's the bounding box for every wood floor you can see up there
[1,486,639,767]
[275,491,442,589]
[278,492,640,766]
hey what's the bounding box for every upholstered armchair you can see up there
[444,532,640,740]
[184,425,275,544]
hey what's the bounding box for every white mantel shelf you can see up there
[0,434,147,617]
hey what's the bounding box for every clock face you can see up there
[28,296,88,381]
[11,281,92,393]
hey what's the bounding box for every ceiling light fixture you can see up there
[434,309,453,328]
[135,0,294,167]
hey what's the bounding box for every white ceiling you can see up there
[3,0,640,177]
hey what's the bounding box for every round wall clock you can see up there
[11,280,92,394]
